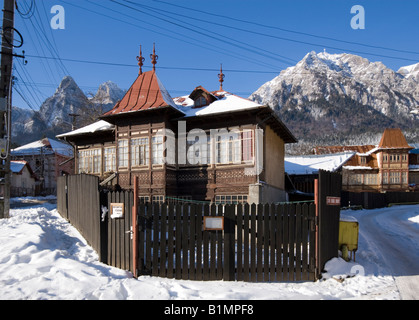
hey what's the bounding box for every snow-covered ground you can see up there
[0,198,418,300]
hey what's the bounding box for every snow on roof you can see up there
[57,120,114,139]
[12,138,73,157]
[10,160,27,174]
[342,165,374,170]
[173,91,264,117]
[285,152,355,175]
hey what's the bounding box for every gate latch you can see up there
[125,226,133,240]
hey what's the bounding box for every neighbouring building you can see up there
[10,160,38,197]
[409,143,419,191]
[57,48,297,204]
[315,128,414,193]
[285,152,354,196]
[11,138,74,195]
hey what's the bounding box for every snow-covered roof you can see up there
[12,138,73,157]
[342,165,374,171]
[56,120,114,139]
[285,152,355,175]
[173,91,264,117]
[10,160,27,174]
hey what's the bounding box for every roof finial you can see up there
[218,63,225,91]
[136,45,145,75]
[150,43,158,71]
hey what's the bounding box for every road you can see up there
[355,205,419,300]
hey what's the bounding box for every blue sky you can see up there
[8,0,419,111]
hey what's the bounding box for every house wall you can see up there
[11,166,37,196]
[264,125,285,190]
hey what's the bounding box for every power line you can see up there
[124,0,418,63]
[153,0,419,56]
[64,0,282,71]
[110,0,288,69]
[25,53,283,74]
[123,0,297,65]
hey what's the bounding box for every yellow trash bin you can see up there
[339,214,359,261]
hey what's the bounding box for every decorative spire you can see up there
[150,43,158,71]
[218,64,225,91]
[136,45,145,75]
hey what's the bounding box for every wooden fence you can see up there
[57,170,341,282]
[57,175,104,261]
[120,202,317,282]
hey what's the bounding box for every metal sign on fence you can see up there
[110,203,124,219]
[203,216,224,231]
[326,196,341,206]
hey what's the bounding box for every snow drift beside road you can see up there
[1,200,415,300]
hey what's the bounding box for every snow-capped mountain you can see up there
[249,51,419,146]
[398,63,419,83]
[91,80,125,106]
[12,77,125,145]
[39,76,89,128]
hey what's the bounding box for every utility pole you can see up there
[0,0,15,219]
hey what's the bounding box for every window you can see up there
[349,174,362,185]
[186,135,208,165]
[390,171,400,184]
[382,171,388,184]
[402,172,408,184]
[364,174,377,185]
[152,195,165,203]
[78,149,102,174]
[215,195,248,205]
[152,136,164,164]
[118,139,128,168]
[131,137,149,166]
[104,147,116,172]
[139,196,150,203]
[360,156,367,165]
[194,96,207,108]
[242,130,254,162]
[216,132,241,164]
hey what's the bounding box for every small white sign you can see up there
[110,203,124,219]
[203,216,224,231]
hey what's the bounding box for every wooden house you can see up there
[315,128,414,193]
[10,160,38,197]
[58,49,297,204]
[11,138,74,195]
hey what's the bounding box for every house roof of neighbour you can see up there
[10,160,37,179]
[409,143,419,154]
[56,120,114,139]
[102,70,181,117]
[314,145,376,155]
[10,160,27,174]
[378,128,414,150]
[11,138,73,157]
[285,152,355,175]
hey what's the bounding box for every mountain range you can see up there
[12,51,419,153]
[249,51,419,153]
[12,77,125,145]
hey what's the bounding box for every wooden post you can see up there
[0,0,15,219]
[314,178,319,279]
[223,204,235,281]
[132,176,138,277]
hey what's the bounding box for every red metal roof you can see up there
[104,70,176,116]
[378,128,413,149]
